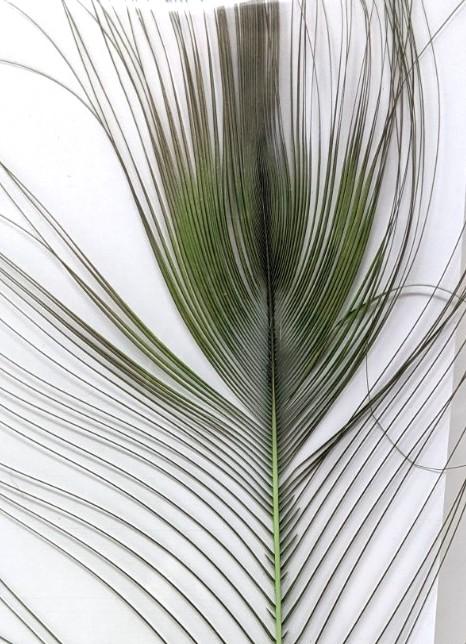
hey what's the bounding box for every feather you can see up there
[0,0,465,642]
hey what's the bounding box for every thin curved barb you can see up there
[0,0,465,642]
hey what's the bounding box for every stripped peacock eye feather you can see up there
[0,1,465,642]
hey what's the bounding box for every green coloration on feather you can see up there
[0,0,465,642]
